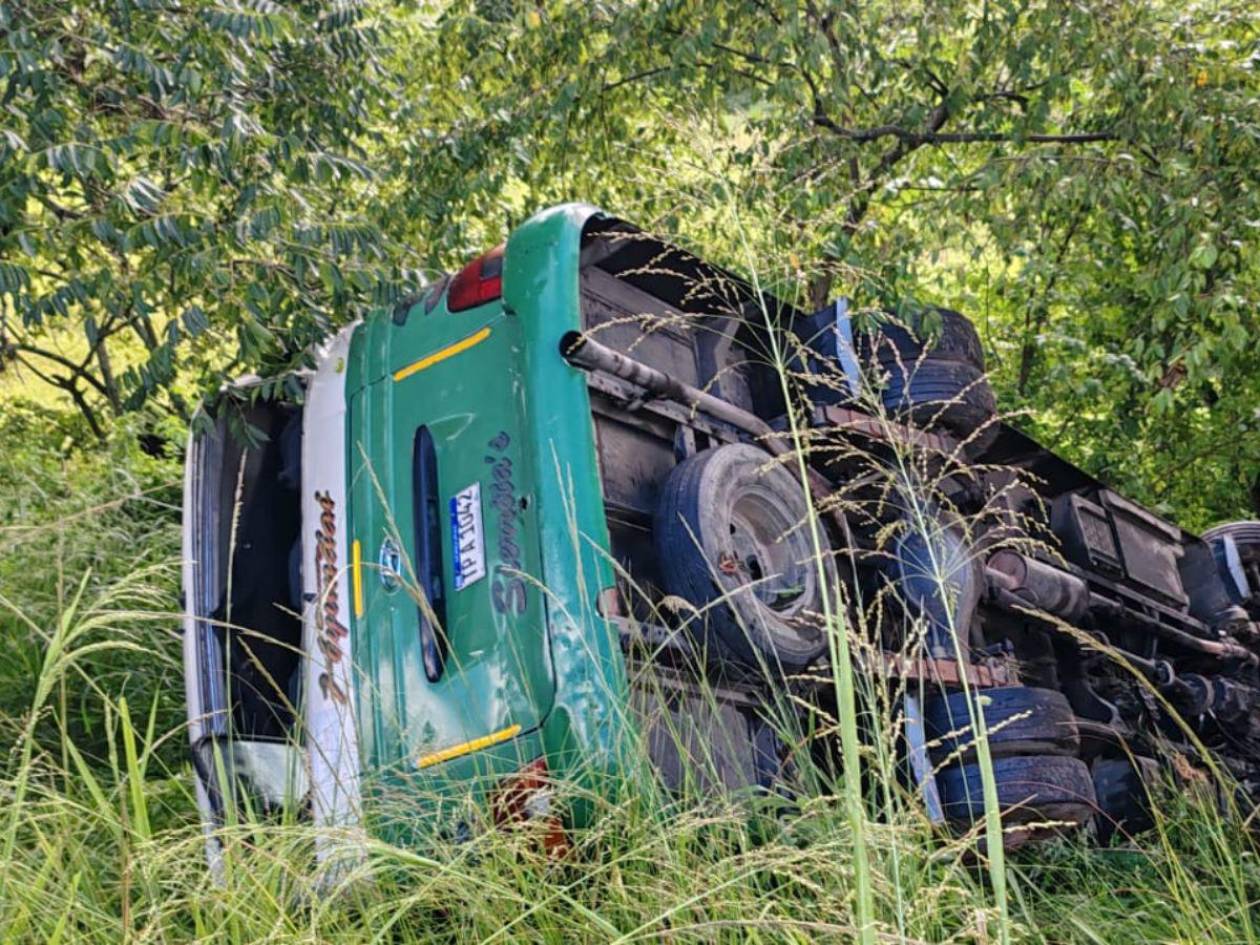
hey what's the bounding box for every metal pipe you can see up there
[1087,592,1258,665]
[561,331,787,456]
[988,557,1259,667]
[986,551,1090,622]
[1119,653,1203,705]
[562,330,860,555]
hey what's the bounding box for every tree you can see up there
[398,0,1260,524]
[0,0,408,437]
[4,0,1256,523]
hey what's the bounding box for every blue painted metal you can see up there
[830,298,863,397]
[1212,534,1253,603]
[888,505,981,656]
[903,693,944,824]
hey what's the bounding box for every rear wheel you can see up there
[936,754,1097,829]
[877,359,997,441]
[856,308,998,448]
[924,686,1080,764]
[856,308,986,369]
[1203,520,1260,546]
[1203,520,1260,578]
[654,443,833,671]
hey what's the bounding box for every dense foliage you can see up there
[0,0,409,436]
[2,1,1257,514]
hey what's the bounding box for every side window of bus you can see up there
[412,426,448,681]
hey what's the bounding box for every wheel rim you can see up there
[723,485,815,618]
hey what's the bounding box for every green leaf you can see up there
[1189,242,1218,270]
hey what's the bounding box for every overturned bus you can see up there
[183,203,1260,861]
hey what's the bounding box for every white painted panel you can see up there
[301,324,366,875]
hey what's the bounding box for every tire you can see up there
[924,687,1080,764]
[654,443,833,671]
[1202,521,1260,547]
[1092,757,1157,843]
[936,754,1097,827]
[1203,520,1260,569]
[877,358,998,442]
[854,308,998,448]
[856,308,985,369]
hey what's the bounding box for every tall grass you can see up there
[2,514,1258,943]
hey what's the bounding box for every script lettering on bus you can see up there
[485,431,528,616]
[313,490,350,704]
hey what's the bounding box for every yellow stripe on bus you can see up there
[392,326,491,382]
[417,723,522,769]
[351,539,364,618]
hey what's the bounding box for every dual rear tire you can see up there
[936,754,1097,829]
[653,449,1102,833]
[856,308,998,450]
[925,687,1096,830]
[650,436,1101,834]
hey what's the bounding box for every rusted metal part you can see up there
[986,551,1090,622]
[794,651,1016,694]
[985,552,1260,667]
[880,652,1016,688]
[1087,590,1259,666]
[615,612,1013,693]
[814,402,956,454]
[587,372,740,446]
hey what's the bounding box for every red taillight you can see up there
[490,756,568,856]
[447,244,504,312]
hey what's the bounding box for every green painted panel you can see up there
[501,204,634,820]
[350,310,553,780]
[345,203,637,827]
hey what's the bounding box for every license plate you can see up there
[449,482,486,590]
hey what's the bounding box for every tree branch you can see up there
[807,98,954,307]
[602,67,670,94]
[11,350,106,439]
[812,117,1115,146]
[9,341,113,400]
